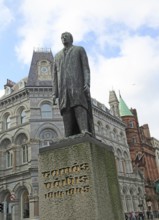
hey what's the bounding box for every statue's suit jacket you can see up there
[53,45,90,112]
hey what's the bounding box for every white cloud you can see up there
[0,0,13,31]
[15,0,159,63]
[8,0,159,137]
[0,89,4,98]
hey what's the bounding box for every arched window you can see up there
[20,109,26,124]
[22,145,28,163]
[1,139,11,149]
[97,121,103,134]
[112,128,117,140]
[116,149,123,174]
[123,151,131,174]
[3,114,11,130]
[41,103,52,118]
[1,139,12,168]
[21,190,30,218]
[6,150,13,167]
[15,133,29,164]
[39,128,58,147]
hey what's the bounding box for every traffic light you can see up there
[0,203,3,213]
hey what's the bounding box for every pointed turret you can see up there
[26,48,53,87]
[119,94,133,117]
[109,90,120,117]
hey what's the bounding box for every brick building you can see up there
[118,94,159,212]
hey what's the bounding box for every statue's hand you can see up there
[84,84,90,96]
[53,95,57,105]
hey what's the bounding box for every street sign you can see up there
[10,193,16,201]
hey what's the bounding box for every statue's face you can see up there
[61,33,72,45]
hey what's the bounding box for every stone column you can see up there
[11,201,19,220]
[29,195,39,219]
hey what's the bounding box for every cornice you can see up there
[0,88,29,109]
[93,105,125,127]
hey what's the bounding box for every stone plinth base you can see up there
[39,134,124,220]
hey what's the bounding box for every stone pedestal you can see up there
[39,134,124,220]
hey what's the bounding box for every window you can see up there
[41,103,52,118]
[15,133,28,165]
[116,149,123,174]
[132,137,137,144]
[39,129,57,147]
[21,109,26,124]
[97,121,103,134]
[6,150,13,167]
[22,191,30,218]
[22,145,28,163]
[128,121,134,128]
[5,115,11,130]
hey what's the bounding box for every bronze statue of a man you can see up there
[53,32,94,137]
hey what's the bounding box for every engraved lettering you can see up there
[42,162,90,200]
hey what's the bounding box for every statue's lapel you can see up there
[65,46,74,65]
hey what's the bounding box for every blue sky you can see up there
[0,0,159,138]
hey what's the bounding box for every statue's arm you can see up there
[80,47,90,86]
[80,47,90,93]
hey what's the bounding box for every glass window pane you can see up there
[41,104,52,118]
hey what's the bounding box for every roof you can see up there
[119,95,133,117]
[26,49,54,87]
[109,90,119,104]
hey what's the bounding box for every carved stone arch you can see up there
[14,129,30,144]
[123,151,129,159]
[14,182,32,196]
[38,59,50,67]
[113,127,117,133]
[39,128,58,147]
[12,182,21,193]
[119,131,124,137]
[0,189,12,201]
[129,185,136,195]
[34,123,61,139]
[1,111,12,130]
[0,133,12,143]
[2,109,13,119]
[106,124,110,130]
[137,186,143,196]
[116,148,122,158]
[97,120,103,134]
[14,104,28,115]
[23,182,32,195]
[15,133,28,145]
[38,99,52,108]
[123,185,128,195]
[0,138,12,151]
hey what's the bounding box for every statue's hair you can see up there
[61,32,73,43]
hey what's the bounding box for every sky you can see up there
[0,0,159,138]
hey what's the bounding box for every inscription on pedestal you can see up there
[41,163,90,200]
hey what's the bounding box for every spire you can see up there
[109,90,120,117]
[119,94,133,117]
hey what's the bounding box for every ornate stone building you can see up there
[0,50,145,220]
[118,93,159,213]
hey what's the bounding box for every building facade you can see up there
[0,50,145,220]
[118,94,159,214]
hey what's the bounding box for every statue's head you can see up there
[61,32,73,46]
